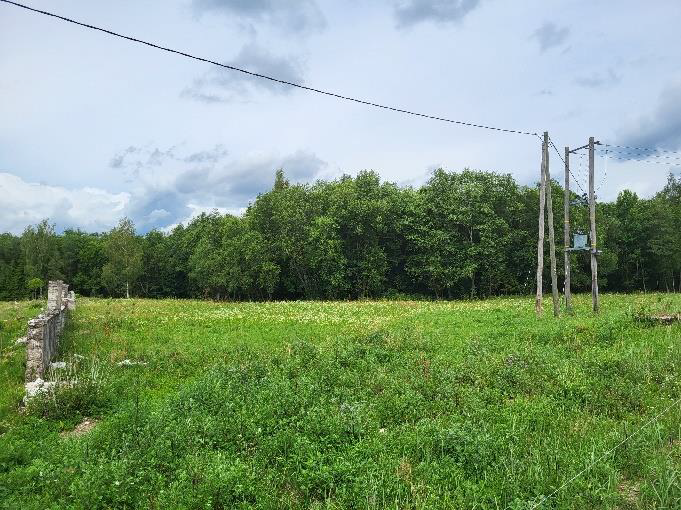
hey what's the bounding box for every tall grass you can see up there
[0,294,680,508]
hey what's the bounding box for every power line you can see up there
[0,0,539,138]
[597,148,681,163]
[574,153,589,195]
[604,143,681,155]
[569,150,606,193]
[596,148,608,192]
[572,148,681,168]
[586,151,681,168]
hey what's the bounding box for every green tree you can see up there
[26,277,43,300]
[102,218,143,298]
[61,230,106,296]
[609,191,649,290]
[0,233,25,299]
[20,219,62,298]
[649,174,681,291]
[140,230,176,297]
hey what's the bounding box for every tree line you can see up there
[1,169,680,301]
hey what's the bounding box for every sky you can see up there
[1,0,681,234]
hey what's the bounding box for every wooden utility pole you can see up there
[545,135,560,317]
[535,134,547,315]
[564,146,572,314]
[588,137,599,313]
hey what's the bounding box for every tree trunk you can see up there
[126,281,130,299]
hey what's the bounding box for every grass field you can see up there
[1,294,681,509]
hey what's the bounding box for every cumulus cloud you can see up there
[0,146,327,234]
[123,147,326,230]
[0,173,129,234]
[192,0,325,34]
[532,22,570,52]
[616,82,681,154]
[181,44,305,103]
[394,0,481,28]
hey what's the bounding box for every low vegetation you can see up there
[1,294,680,508]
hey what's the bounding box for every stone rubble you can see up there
[24,378,56,399]
[117,359,148,366]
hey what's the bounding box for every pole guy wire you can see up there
[548,136,586,195]
[526,395,681,509]
[0,0,540,138]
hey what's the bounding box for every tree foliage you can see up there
[0,169,679,300]
[101,218,143,298]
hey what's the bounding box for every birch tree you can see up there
[102,218,142,298]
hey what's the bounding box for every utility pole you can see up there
[588,137,599,313]
[535,133,547,315]
[564,146,572,314]
[545,135,560,316]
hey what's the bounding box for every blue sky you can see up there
[1,0,680,233]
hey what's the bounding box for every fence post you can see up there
[47,280,63,313]
[25,316,46,381]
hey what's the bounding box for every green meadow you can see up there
[1,294,680,509]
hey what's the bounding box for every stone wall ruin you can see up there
[25,280,75,383]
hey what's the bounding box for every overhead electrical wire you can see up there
[0,0,539,137]
[595,148,608,192]
[596,148,681,163]
[574,152,589,195]
[572,148,681,169]
[548,136,587,195]
[603,143,681,155]
[593,151,680,167]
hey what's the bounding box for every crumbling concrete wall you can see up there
[25,280,76,382]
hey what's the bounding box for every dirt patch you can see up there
[396,458,412,481]
[60,418,98,439]
[617,478,640,509]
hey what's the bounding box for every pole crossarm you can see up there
[570,141,601,154]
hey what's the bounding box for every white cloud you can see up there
[0,146,327,234]
[0,173,128,234]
